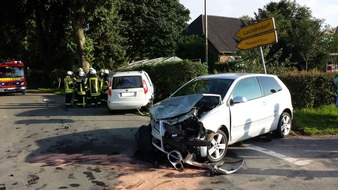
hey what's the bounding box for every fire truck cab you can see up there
[0,60,27,94]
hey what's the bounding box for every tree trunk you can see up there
[71,9,90,74]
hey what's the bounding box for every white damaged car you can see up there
[149,73,293,167]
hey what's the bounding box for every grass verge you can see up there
[293,104,338,136]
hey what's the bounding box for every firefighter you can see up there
[98,69,109,106]
[74,70,87,107]
[88,69,101,107]
[64,71,75,107]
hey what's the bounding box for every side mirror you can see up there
[230,96,247,105]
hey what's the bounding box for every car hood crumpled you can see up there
[150,94,203,120]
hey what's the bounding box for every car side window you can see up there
[257,76,282,96]
[232,77,263,101]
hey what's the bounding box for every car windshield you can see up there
[171,78,234,99]
[0,66,24,77]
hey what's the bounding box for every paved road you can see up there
[0,91,337,190]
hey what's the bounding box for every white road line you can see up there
[230,145,313,166]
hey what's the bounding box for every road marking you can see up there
[230,145,313,166]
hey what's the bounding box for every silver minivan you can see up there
[107,71,154,111]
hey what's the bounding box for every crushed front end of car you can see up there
[149,94,243,174]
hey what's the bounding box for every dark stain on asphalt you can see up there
[68,173,75,179]
[83,171,95,181]
[0,184,6,190]
[211,181,227,184]
[88,167,101,173]
[27,174,39,185]
[92,181,107,187]
[304,176,314,180]
[69,183,80,187]
[36,184,47,190]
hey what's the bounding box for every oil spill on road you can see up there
[27,174,39,185]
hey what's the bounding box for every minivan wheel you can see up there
[274,112,292,138]
[206,129,228,162]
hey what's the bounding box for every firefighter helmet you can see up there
[67,71,73,76]
[90,69,97,75]
[79,71,85,77]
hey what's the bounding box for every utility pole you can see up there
[204,0,208,66]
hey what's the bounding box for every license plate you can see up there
[121,92,136,97]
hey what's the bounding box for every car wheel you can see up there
[206,129,228,162]
[275,112,292,138]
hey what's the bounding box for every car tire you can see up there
[274,112,292,138]
[206,129,228,162]
[135,125,153,156]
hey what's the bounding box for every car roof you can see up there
[197,73,277,80]
[112,71,144,77]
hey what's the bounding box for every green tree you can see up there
[0,0,30,60]
[255,0,328,71]
[176,35,204,61]
[119,0,190,62]
[327,27,338,53]
[30,0,73,85]
[84,0,126,70]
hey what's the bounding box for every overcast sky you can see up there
[179,0,338,27]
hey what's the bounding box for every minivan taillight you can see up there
[108,81,112,96]
[142,80,148,94]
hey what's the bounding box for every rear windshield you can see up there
[112,76,142,89]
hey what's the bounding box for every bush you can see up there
[121,60,208,102]
[279,71,337,109]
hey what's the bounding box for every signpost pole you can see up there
[204,0,208,67]
[259,47,267,74]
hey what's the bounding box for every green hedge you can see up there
[120,60,208,102]
[279,71,337,109]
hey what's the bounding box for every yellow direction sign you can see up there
[236,30,278,50]
[235,18,276,39]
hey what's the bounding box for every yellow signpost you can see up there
[235,18,278,74]
[235,18,276,39]
[236,18,277,50]
[236,30,278,50]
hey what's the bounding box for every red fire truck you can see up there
[0,60,27,94]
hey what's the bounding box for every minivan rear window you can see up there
[112,76,142,89]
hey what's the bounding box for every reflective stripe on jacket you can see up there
[75,78,86,95]
[64,76,75,93]
[89,76,100,96]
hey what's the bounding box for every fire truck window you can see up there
[13,67,24,77]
